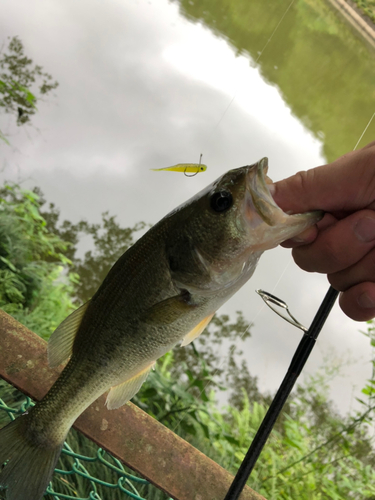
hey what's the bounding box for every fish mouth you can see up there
[245,157,323,243]
[247,157,280,226]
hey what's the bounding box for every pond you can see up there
[1,0,375,414]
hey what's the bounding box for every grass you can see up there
[351,0,375,24]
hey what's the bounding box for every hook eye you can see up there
[256,289,308,332]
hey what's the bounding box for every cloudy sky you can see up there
[1,0,374,416]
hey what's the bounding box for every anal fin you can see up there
[106,362,155,410]
[181,314,214,347]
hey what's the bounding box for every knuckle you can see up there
[327,273,346,291]
[293,169,316,196]
[292,234,345,274]
[319,238,344,271]
[328,248,375,292]
[292,246,316,272]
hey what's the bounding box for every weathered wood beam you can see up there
[0,310,265,500]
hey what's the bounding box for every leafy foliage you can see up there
[0,36,58,130]
[36,194,146,303]
[165,311,263,408]
[137,365,375,499]
[0,184,77,338]
[352,0,375,24]
[360,321,375,413]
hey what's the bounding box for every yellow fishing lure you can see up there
[151,163,207,174]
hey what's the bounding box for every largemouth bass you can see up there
[0,158,322,500]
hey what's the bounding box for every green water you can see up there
[175,0,375,161]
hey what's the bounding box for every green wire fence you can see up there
[0,311,263,500]
[0,380,170,500]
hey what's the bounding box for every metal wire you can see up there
[0,389,168,500]
[256,289,308,332]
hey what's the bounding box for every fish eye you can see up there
[210,190,233,213]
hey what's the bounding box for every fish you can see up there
[151,163,207,173]
[0,157,322,500]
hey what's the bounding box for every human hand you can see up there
[272,141,375,322]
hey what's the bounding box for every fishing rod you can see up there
[223,107,374,499]
[224,285,339,500]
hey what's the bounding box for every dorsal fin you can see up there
[106,362,155,410]
[47,301,90,367]
[180,313,214,347]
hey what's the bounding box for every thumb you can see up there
[272,143,375,215]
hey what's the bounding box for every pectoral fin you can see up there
[143,292,195,325]
[106,362,155,410]
[48,301,90,368]
[181,314,214,347]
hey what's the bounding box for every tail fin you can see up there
[0,417,63,500]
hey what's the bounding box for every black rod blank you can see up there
[224,286,339,500]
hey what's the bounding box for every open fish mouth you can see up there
[246,157,323,227]
[247,157,280,226]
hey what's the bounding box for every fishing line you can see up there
[200,0,296,156]
[174,99,375,440]
[235,107,375,358]
[353,111,375,150]
[196,258,293,394]
[169,255,293,435]
[171,0,375,462]
[170,0,299,433]
[219,259,293,366]
[267,257,293,295]
[223,111,375,499]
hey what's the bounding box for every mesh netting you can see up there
[0,380,170,500]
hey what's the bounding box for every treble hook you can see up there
[256,289,308,332]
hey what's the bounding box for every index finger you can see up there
[272,143,375,215]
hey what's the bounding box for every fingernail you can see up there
[290,236,306,243]
[357,292,375,309]
[289,226,316,244]
[354,217,375,242]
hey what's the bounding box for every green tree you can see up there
[0,184,76,338]
[0,36,58,142]
[34,192,146,303]
[165,311,263,408]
